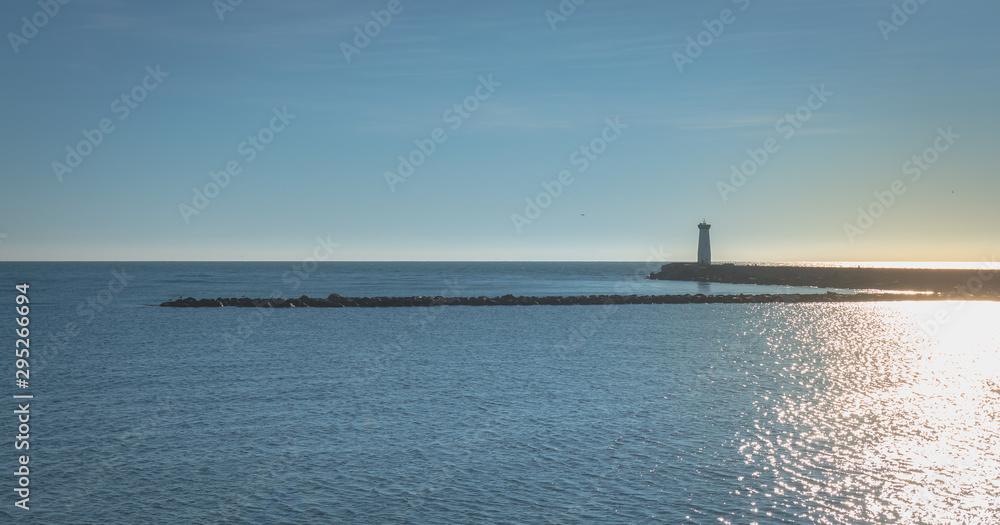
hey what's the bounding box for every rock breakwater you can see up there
[647,263,1000,296]
[159,291,966,308]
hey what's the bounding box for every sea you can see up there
[1,261,998,524]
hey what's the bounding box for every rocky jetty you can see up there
[159,291,971,308]
[647,263,1000,296]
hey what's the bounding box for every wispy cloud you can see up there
[464,103,577,130]
[674,115,784,131]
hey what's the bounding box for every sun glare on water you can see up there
[732,301,1000,523]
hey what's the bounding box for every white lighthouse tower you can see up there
[697,221,711,266]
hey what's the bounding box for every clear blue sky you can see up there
[1,0,998,261]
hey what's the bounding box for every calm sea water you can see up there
[1,262,998,524]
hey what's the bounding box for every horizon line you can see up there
[0,259,995,265]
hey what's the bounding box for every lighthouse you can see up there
[697,221,711,266]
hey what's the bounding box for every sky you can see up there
[1,0,998,262]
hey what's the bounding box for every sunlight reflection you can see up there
[736,302,1000,523]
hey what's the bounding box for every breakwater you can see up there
[647,263,1000,296]
[158,292,969,308]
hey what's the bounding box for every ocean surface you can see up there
[1,262,998,524]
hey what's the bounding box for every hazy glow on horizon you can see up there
[1,1,998,261]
